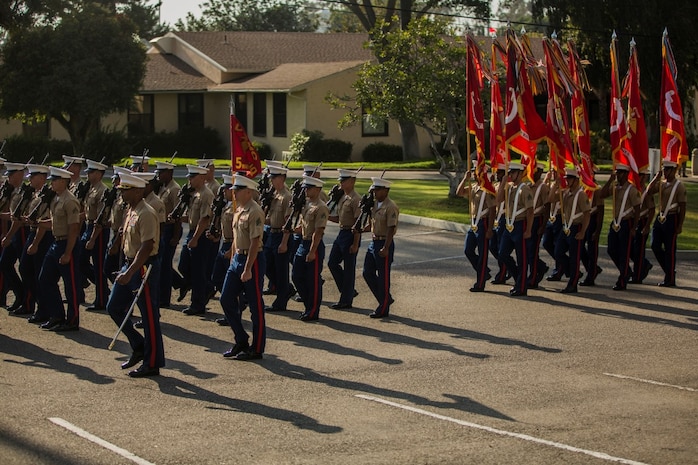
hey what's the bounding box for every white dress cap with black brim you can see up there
[186,164,208,177]
[25,164,50,177]
[84,159,108,172]
[4,162,26,175]
[117,173,148,189]
[301,175,325,188]
[231,174,259,190]
[337,169,358,180]
[49,166,73,180]
[370,177,392,189]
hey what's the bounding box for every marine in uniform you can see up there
[496,162,533,297]
[290,175,329,321]
[647,159,687,287]
[361,177,399,317]
[220,174,267,360]
[489,168,509,285]
[208,175,235,298]
[526,163,551,288]
[262,165,294,312]
[175,164,214,315]
[457,167,495,292]
[129,154,150,172]
[629,169,655,284]
[104,167,129,284]
[197,159,221,284]
[17,164,52,317]
[35,167,83,331]
[106,173,164,378]
[542,172,564,281]
[551,170,590,293]
[80,159,109,311]
[327,169,361,308]
[579,171,605,286]
[0,162,30,312]
[600,163,640,291]
[154,161,181,307]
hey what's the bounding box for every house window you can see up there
[22,120,49,138]
[273,93,287,137]
[234,93,248,131]
[128,94,154,135]
[178,93,204,129]
[361,108,388,136]
[253,93,267,137]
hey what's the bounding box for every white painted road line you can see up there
[395,255,463,267]
[356,394,651,465]
[603,373,697,392]
[48,417,155,465]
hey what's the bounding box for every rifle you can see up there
[207,186,227,238]
[258,170,274,213]
[74,180,90,203]
[168,183,194,222]
[282,178,306,232]
[27,185,56,222]
[0,180,15,212]
[352,188,375,232]
[94,186,119,227]
[326,183,343,212]
[11,183,35,219]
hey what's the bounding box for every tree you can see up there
[0,4,147,154]
[326,0,490,160]
[329,18,469,196]
[531,0,698,145]
[0,0,66,32]
[176,0,319,32]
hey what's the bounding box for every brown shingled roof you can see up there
[170,31,374,72]
[142,53,213,92]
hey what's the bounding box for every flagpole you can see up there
[610,31,619,217]
[465,31,474,227]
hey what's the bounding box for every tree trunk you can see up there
[399,120,420,160]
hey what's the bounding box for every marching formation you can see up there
[0,156,398,377]
[459,160,686,297]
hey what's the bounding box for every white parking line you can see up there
[48,417,155,465]
[603,373,697,392]
[395,255,463,266]
[356,394,650,465]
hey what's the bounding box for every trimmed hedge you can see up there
[362,142,402,162]
[290,130,352,162]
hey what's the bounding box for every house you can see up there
[0,31,436,161]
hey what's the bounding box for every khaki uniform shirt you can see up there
[206,179,221,197]
[562,186,591,225]
[145,191,167,224]
[639,187,656,219]
[85,181,107,221]
[613,183,641,220]
[470,185,496,221]
[50,190,81,237]
[159,179,181,215]
[506,182,533,221]
[371,197,399,236]
[9,186,23,213]
[658,180,687,214]
[221,203,234,242]
[233,200,265,250]
[267,186,292,229]
[338,190,361,228]
[188,186,214,226]
[301,199,329,240]
[27,192,49,221]
[123,199,159,259]
[530,179,550,217]
[111,195,127,233]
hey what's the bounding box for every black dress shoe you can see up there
[612,283,626,291]
[40,318,65,330]
[234,350,263,361]
[640,263,653,281]
[536,264,549,284]
[121,351,144,369]
[490,278,507,285]
[223,342,250,358]
[287,286,297,299]
[469,286,485,292]
[28,314,50,324]
[177,286,190,302]
[85,304,105,311]
[658,281,676,287]
[353,289,359,297]
[51,323,79,332]
[7,300,22,312]
[329,302,352,310]
[264,305,287,312]
[509,289,527,297]
[216,317,228,326]
[134,319,144,329]
[299,313,318,321]
[578,280,595,287]
[262,288,276,295]
[182,306,205,315]
[369,311,388,319]
[11,306,32,315]
[560,286,577,294]
[128,365,160,378]
[293,295,303,302]
[546,273,562,282]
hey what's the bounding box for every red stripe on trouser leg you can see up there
[141,267,157,368]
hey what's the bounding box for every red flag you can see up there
[504,29,545,181]
[230,111,261,178]
[568,40,597,192]
[543,39,574,169]
[467,35,495,194]
[660,29,688,165]
[489,41,507,171]
[622,39,649,175]
[610,33,640,187]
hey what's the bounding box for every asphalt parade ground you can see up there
[1,220,697,465]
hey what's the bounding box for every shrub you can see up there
[252,141,272,160]
[289,130,351,162]
[130,126,226,159]
[1,134,72,163]
[362,142,402,162]
[83,127,130,165]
